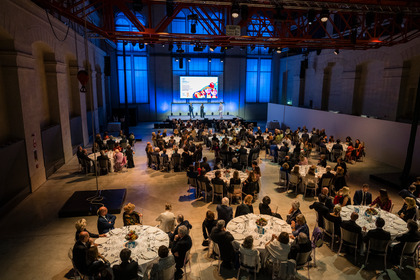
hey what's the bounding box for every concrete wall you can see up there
[0,0,107,193]
[267,103,420,174]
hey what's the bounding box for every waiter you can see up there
[188,103,194,119]
[218,102,223,119]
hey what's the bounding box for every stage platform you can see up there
[167,115,240,121]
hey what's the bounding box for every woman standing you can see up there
[125,145,135,168]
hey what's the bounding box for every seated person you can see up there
[370,189,392,212]
[317,166,334,195]
[259,196,282,219]
[398,185,420,207]
[288,232,312,261]
[332,167,346,193]
[265,232,291,263]
[171,225,192,279]
[211,170,227,196]
[170,214,192,243]
[339,186,351,206]
[309,194,330,228]
[149,245,175,280]
[317,155,327,168]
[353,184,373,206]
[155,203,176,234]
[286,201,302,225]
[72,231,92,275]
[202,210,217,246]
[114,148,126,172]
[210,220,235,269]
[235,195,254,217]
[340,212,362,241]
[291,214,309,239]
[363,217,391,246]
[298,155,308,165]
[231,157,242,171]
[325,205,342,237]
[97,206,116,234]
[97,150,111,174]
[397,197,417,222]
[239,236,261,272]
[186,165,198,179]
[242,171,258,198]
[123,203,142,226]
[75,218,106,241]
[86,246,109,278]
[217,197,233,224]
[113,249,139,280]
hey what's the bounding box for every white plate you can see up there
[142,251,157,260]
[95,237,108,245]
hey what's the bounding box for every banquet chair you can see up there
[160,155,170,172]
[229,184,243,204]
[171,155,181,172]
[322,217,337,250]
[150,154,159,170]
[320,177,333,194]
[364,238,390,270]
[183,249,192,279]
[197,180,211,202]
[237,251,259,280]
[287,174,300,194]
[303,177,317,199]
[158,263,175,280]
[311,227,324,267]
[295,250,312,279]
[187,177,198,196]
[338,228,359,263]
[279,170,288,189]
[332,149,342,162]
[239,154,248,169]
[399,241,420,268]
[212,242,222,274]
[389,203,394,213]
[251,152,260,164]
[212,184,224,204]
[278,151,287,164]
[68,247,86,280]
[272,259,296,280]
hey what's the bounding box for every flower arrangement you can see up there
[255,217,268,227]
[125,230,138,241]
[365,208,378,216]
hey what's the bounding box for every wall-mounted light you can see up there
[320,9,329,23]
[231,2,240,18]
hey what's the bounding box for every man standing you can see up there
[200,103,205,118]
[353,184,373,206]
[218,102,223,119]
[97,206,116,234]
[188,103,194,119]
[171,225,192,279]
[210,220,235,269]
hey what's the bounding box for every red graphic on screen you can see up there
[193,82,218,99]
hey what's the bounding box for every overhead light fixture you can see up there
[208,58,212,63]
[179,57,183,69]
[139,43,145,49]
[221,58,224,63]
[320,9,329,23]
[166,0,174,17]
[365,12,375,27]
[396,12,404,26]
[308,9,316,25]
[334,49,339,55]
[231,2,240,18]
[187,58,191,62]
[176,44,184,53]
[193,44,204,52]
[187,14,198,34]
[209,46,216,52]
[250,45,255,51]
[168,44,173,51]
[162,43,165,47]
[175,57,179,62]
[276,47,282,54]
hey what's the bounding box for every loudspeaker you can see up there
[104,56,111,76]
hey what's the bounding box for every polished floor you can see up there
[0,124,419,280]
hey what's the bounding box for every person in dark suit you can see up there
[97,150,111,175]
[398,185,420,206]
[363,217,391,245]
[392,220,420,263]
[288,232,312,261]
[200,157,211,172]
[334,157,347,176]
[211,170,227,196]
[341,212,361,235]
[397,197,417,222]
[171,225,192,279]
[353,184,373,206]
[72,231,92,275]
[231,158,242,171]
[235,195,254,217]
[217,197,233,224]
[210,220,235,269]
[259,196,282,219]
[332,139,343,151]
[170,214,192,243]
[318,187,334,211]
[309,194,330,228]
[97,206,116,234]
[112,248,139,280]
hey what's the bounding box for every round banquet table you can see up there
[205,168,248,183]
[102,137,122,145]
[96,225,169,276]
[226,214,292,252]
[298,165,330,179]
[216,135,233,142]
[341,206,407,239]
[162,135,182,145]
[325,143,348,153]
[88,151,115,172]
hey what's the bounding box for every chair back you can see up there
[214,184,224,194]
[289,174,299,185]
[340,228,359,246]
[172,155,181,166]
[213,242,221,256]
[233,184,242,196]
[158,264,175,280]
[183,249,191,267]
[239,154,248,165]
[368,238,389,253]
[305,175,317,186]
[251,152,259,161]
[273,259,296,280]
[239,250,259,268]
[401,241,420,255]
[150,154,158,164]
[160,155,168,165]
[295,250,312,267]
[188,177,197,188]
[280,170,288,181]
[323,217,335,235]
[321,177,332,188]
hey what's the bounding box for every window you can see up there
[116,13,148,103]
[245,15,273,103]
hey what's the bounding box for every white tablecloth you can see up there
[226,214,292,251]
[159,148,185,159]
[341,206,407,239]
[162,136,182,145]
[216,135,233,142]
[97,225,169,275]
[326,143,348,153]
[103,137,122,145]
[298,132,313,139]
[88,151,115,172]
[205,169,248,183]
[298,165,328,179]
